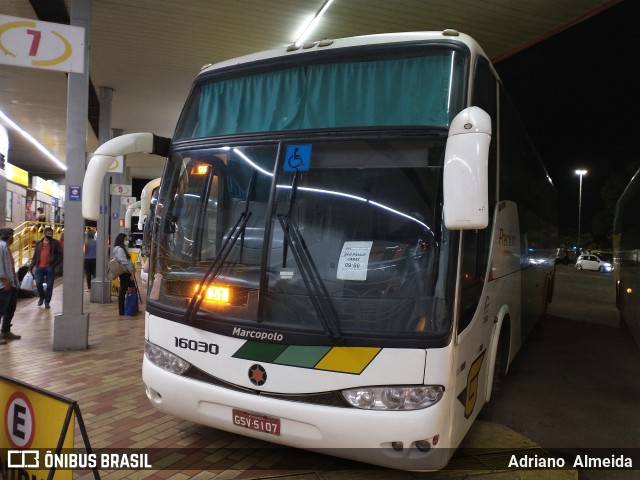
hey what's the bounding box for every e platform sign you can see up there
[0,14,85,74]
[1,376,97,479]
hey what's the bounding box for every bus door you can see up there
[450,226,493,442]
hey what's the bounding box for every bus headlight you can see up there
[145,340,191,375]
[342,385,444,410]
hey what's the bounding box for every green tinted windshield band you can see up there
[192,53,456,137]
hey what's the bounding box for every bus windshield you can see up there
[151,138,454,341]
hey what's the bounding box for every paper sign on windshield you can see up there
[337,241,373,281]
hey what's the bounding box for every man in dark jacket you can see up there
[30,226,63,309]
[0,228,20,342]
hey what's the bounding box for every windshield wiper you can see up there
[281,169,299,268]
[276,212,342,341]
[257,163,341,340]
[185,210,252,324]
[186,166,257,323]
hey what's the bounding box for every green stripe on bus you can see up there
[274,345,331,368]
[233,341,288,362]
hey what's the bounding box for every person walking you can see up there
[0,228,21,343]
[84,229,97,291]
[30,226,63,309]
[35,207,46,223]
[112,233,135,316]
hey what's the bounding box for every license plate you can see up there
[232,409,281,436]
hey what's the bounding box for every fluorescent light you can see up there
[294,0,335,47]
[0,109,67,171]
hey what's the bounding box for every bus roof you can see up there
[198,30,488,76]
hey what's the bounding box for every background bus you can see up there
[83,30,557,470]
[613,166,640,348]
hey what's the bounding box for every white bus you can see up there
[83,30,557,470]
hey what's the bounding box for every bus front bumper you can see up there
[142,357,453,471]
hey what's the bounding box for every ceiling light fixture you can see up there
[294,0,335,47]
[0,110,67,171]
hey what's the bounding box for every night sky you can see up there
[494,0,637,243]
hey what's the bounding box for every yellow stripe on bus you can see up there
[315,347,381,374]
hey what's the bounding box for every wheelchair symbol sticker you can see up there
[284,144,311,171]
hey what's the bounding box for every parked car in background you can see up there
[575,253,613,272]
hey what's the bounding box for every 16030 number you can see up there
[174,337,219,354]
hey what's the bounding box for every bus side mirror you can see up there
[443,107,492,230]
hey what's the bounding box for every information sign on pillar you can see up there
[0,14,85,74]
[109,184,132,196]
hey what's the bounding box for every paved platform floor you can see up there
[2,277,577,480]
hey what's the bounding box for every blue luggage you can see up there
[124,286,139,316]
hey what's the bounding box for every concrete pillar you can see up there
[108,128,125,303]
[90,87,114,303]
[109,148,124,262]
[54,0,91,350]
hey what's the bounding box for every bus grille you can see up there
[184,366,351,408]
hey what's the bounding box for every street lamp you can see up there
[575,169,587,253]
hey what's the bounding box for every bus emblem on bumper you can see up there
[248,364,267,386]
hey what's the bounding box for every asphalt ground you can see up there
[489,266,640,480]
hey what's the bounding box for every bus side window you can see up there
[472,56,497,207]
[456,55,497,333]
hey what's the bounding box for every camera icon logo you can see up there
[7,450,39,468]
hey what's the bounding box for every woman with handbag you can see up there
[111,233,136,316]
